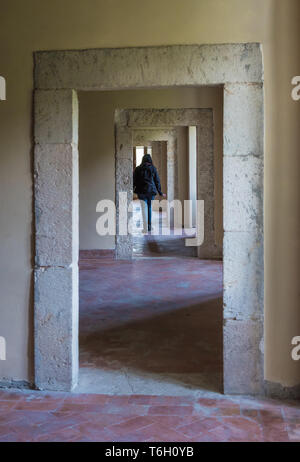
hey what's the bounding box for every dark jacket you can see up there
[133,162,162,196]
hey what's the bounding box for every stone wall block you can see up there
[224,318,264,395]
[34,143,78,267]
[224,155,263,232]
[224,83,263,157]
[116,126,133,159]
[224,231,264,319]
[115,235,132,260]
[116,158,133,194]
[128,108,212,128]
[35,89,78,144]
[34,265,78,391]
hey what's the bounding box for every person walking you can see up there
[133,154,165,233]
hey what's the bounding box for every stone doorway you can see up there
[115,108,221,259]
[34,44,264,395]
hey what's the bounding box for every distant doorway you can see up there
[115,108,221,260]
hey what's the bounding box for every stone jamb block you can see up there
[224,83,264,157]
[33,44,264,396]
[224,318,264,395]
[223,230,264,320]
[223,155,263,232]
[34,143,78,267]
[35,89,78,144]
[34,265,78,391]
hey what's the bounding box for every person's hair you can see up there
[141,154,152,165]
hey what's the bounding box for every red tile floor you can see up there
[0,388,299,441]
[1,209,298,442]
[78,206,222,394]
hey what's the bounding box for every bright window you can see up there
[135,146,144,166]
[136,146,152,166]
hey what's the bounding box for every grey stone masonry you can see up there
[223,82,264,394]
[196,111,221,258]
[35,44,263,90]
[34,266,78,391]
[115,127,133,259]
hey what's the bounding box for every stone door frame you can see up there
[132,129,176,215]
[115,108,221,259]
[132,127,177,200]
[34,44,264,394]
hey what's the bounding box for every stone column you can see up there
[223,83,264,395]
[151,142,162,212]
[133,147,136,169]
[166,133,177,203]
[197,113,221,259]
[115,125,133,259]
[34,89,79,391]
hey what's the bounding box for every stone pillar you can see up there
[165,134,178,229]
[151,142,162,212]
[160,142,168,200]
[34,89,79,391]
[151,141,162,176]
[223,83,264,395]
[166,133,177,203]
[133,147,136,169]
[115,126,133,259]
[197,113,221,259]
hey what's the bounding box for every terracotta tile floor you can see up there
[78,257,223,394]
[78,203,222,395]
[132,204,197,258]
[0,388,299,441]
[2,207,296,442]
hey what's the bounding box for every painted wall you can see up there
[0,0,299,388]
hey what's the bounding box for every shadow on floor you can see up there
[133,234,197,258]
[78,258,223,394]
